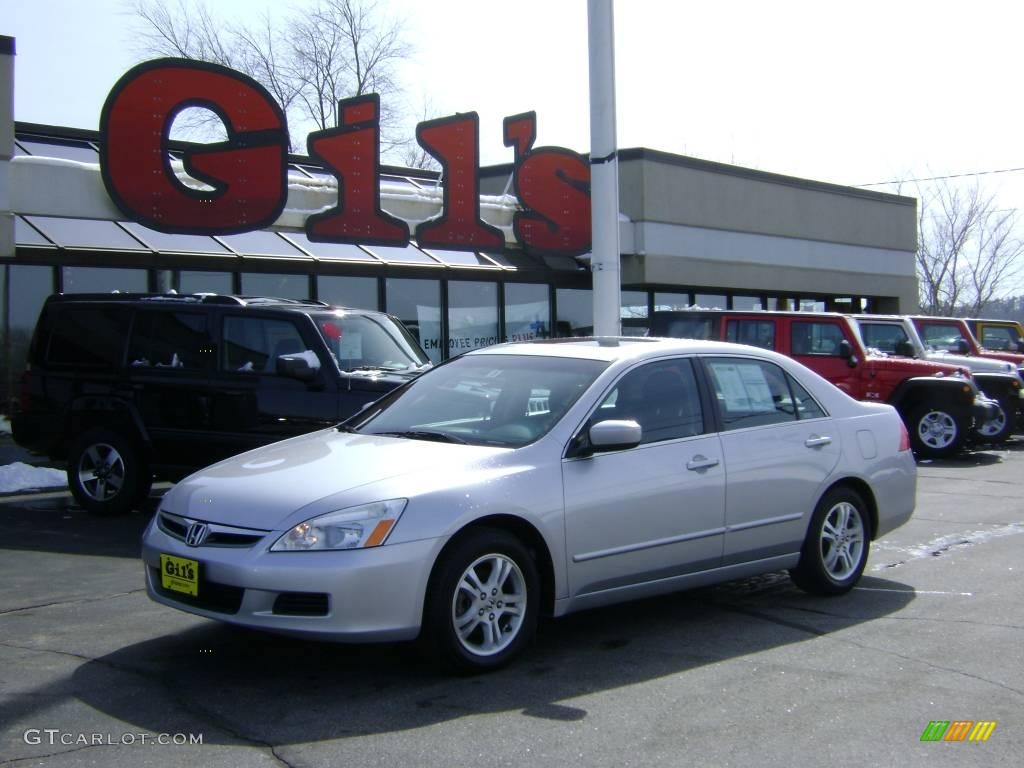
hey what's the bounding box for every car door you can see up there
[207,312,342,456]
[561,357,726,599]
[701,356,840,565]
[125,308,219,469]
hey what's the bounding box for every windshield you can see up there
[312,311,430,373]
[349,354,609,448]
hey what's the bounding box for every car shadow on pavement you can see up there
[8,573,914,747]
[0,496,157,558]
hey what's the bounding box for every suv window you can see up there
[791,321,844,356]
[917,322,966,350]
[129,311,212,370]
[705,357,824,430]
[222,316,309,373]
[593,358,705,444]
[858,322,910,354]
[979,325,1020,351]
[725,319,775,350]
[312,312,427,372]
[46,306,127,369]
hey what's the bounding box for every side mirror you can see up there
[954,338,970,355]
[276,354,317,382]
[894,340,915,357]
[838,339,858,368]
[589,419,642,453]
[1016,339,1024,354]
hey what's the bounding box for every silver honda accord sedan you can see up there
[142,337,916,670]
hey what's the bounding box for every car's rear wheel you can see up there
[67,428,151,516]
[790,487,869,595]
[423,528,539,672]
[975,396,1014,443]
[906,403,966,459]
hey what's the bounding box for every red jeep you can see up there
[651,310,994,459]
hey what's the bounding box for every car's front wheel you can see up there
[790,487,870,595]
[67,428,151,516]
[906,403,967,459]
[423,528,539,672]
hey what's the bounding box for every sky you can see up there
[6,0,1024,273]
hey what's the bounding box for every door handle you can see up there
[804,435,832,448]
[686,455,720,471]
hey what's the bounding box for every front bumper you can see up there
[142,521,445,642]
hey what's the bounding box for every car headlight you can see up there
[270,499,407,552]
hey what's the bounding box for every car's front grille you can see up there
[149,567,244,614]
[158,512,268,548]
[273,592,330,616]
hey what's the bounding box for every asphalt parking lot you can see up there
[1,442,1022,768]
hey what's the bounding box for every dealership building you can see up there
[0,36,919,404]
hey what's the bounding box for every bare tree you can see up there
[132,0,412,156]
[915,180,1024,316]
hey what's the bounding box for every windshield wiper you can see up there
[371,430,468,444]
[336,424,360,433]
[344,364,410,373]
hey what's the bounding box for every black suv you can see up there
[12,294,430,515]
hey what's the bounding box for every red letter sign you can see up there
[306,94,410,246]
[504,112,591,257]
[415,113,504,252]
[100,59,287,234]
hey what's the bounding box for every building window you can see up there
[386,278,442,363]
[556,288,593,337]
[318,275,379,310]
[505,283,550,343]
[241,272,310,300]
[447,281,499,356]
[62,266,148,294]
[621,290,649,336]
[694,293,727,309]
[179,270,233,296]
[732,295,763,310]
[654,291,692,311]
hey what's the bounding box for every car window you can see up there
[917,323,966,351]
[45,306,127,369]
[354,354,607,448]
[858,322,909,354]
[980,325,1019,350]
[706,357,820,430]
[222,316,310,374]
[591,358,705,444]
[725,320,775,350]
[311,311,428,372]
[791,321,845,356]
[128,311,212,370]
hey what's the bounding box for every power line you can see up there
[856,165,1024,187]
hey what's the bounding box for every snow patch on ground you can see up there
[0,462,67,493]
[872,523,1024,570]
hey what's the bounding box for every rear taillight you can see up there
[898,420,912,452]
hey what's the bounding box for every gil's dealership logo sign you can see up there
[99,59,591,258]
[920,720,997,742]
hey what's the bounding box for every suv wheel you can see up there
[67,429,151,516]
[975,396,1014,444]
[906,404,966,459]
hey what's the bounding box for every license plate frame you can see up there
[160,554,200,597]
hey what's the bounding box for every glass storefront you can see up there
[654,291,692,312]
[179,270,234,295]
[386,278,442,363]
[447,281,499,356]
[504,283,550,343]
[62,266,148,294]
[241,272,311,300]
[3,265,55,408]
[621,290,649,336]
[318,275,379,311]
[556,288,593,337]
